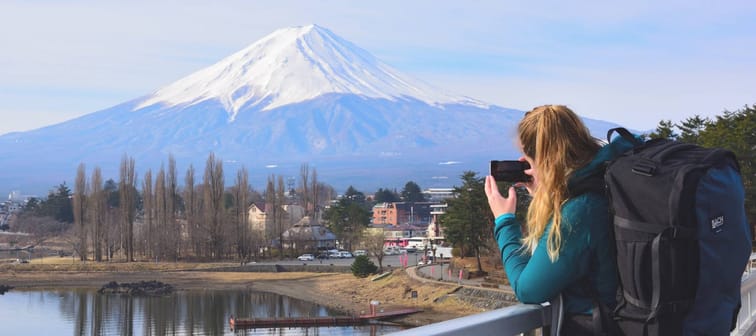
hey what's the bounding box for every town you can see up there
[0,175,465,267]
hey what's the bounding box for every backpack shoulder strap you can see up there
[607,127,643,146]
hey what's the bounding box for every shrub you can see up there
[351,255,378,278]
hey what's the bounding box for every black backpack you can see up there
[596,128,751,335]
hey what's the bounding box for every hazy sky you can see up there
[1,1,754,135]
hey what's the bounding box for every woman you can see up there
[484,105,633,334]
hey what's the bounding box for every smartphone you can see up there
[490,160,532,182]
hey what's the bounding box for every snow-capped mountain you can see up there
[0,24,620,195]
[137,25,486,118]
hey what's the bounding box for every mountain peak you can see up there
[135,24,486,119]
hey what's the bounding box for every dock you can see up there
[229,308,422,329]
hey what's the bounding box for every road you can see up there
[256,252,428,268]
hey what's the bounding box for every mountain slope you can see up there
[0,25,620,195]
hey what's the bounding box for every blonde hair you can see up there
[518,105,600,261]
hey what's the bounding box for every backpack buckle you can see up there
[632,159,657,176]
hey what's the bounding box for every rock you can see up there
[98,280,174,296]
[0,284,13,295]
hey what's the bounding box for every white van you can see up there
[428,246,453,259]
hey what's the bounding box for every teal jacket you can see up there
[494,137,635,314]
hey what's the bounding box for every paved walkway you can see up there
[405,262,513,294]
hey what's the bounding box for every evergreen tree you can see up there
[351,255,378,278]
[401,181,426,203]
[440,171,493,273]
[647,119,678,140]
[373,188,399,203]
[325,186,370,251]
[677,115,710,144]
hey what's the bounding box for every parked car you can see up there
[383,246,400,255]
[297,254,314,261]
[402,247,417,253]
[353,249,368,256]
[338,251,353,258]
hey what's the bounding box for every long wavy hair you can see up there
[518,105,600,261]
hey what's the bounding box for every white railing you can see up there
[390,269,756,336]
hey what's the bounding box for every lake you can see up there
[0,289,404,335]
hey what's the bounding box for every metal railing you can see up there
[389,269,756,336]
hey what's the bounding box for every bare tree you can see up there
[73,163,88,261]
[119,155,136,262]
[89,167,104,261]
[277,175,287,256]
[155,166,166,259]
[142,170,154,258]
[233,167,251,262]
[311,167,319,217]
[166,155,179,259]
[364,231,388,272]
[299,163,309,215]
[102,179,119,260]
[203,153,224,258]
[265,175,277,257]
[184,165,200,257]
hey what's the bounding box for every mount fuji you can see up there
[0,24,620,195]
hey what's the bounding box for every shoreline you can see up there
[0,265,489,327]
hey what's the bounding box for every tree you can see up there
[299,163,310,215]
[362,230,388,272]
[373,188,399,203]
[142,170,154,257]
[647,120,678,140]
[277,175,287,256]
[401,181,425,203]
[310,167,320,215]
[325,186,370,251]
[343,186,366,204]
[440,171,493,274]
[89,167,105,261]
[184,165,200,257]
[264,175,277,252]
[677,115,710,144]
[73,164,88,261]
[103,179,120,260]
[166,155,179,259]
[119,155,137,262]
[233,167,251,262]
[203,153,225,258]
[155,166,167,258]
[36,183,74,224]
[351,255,378,278]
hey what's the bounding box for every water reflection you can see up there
[0,289,402,335]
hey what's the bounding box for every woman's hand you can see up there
[517,156,536,195]
[485,175,518,218]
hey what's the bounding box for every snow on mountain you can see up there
[136,24,487,120]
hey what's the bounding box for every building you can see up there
[247,203,306,240]
[279,216,337,251]
[423,188,454,201]
[371,202,435,226]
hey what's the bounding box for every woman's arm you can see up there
[494,197,597,303]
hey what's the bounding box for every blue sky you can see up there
[1,0,754,135]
